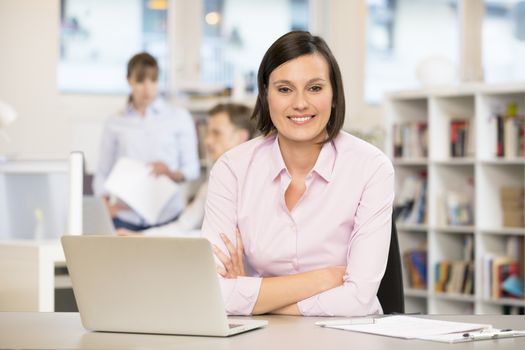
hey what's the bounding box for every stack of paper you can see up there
[319,315,525,343]
[322,316,490,340]
[104,158,179,224]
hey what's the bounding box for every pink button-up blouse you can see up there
[202,131,394,316]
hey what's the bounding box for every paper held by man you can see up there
[104,158,179,225]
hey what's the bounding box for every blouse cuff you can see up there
[297,295,330,317]
[224,276,262,315]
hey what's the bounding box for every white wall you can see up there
[0,0,125,172]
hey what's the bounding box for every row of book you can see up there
[450,119,474,158]
[494,102,525,158]
[483,256,524,299]
[394,172,427,224]
[403,249,427,289]
[392,122,428,158]
[483,236,524,300]
[435,260,475,295]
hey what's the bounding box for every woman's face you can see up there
[128,71,158,109]
[267,52,333,145]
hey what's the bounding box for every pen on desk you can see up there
[462,329,515,341]
[316,318,375,327]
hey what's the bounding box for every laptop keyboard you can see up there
[228,323,243,329]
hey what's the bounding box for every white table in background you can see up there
[0,240,65,311]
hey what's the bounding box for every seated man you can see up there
[117,103,256,236]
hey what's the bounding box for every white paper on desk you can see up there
[326,316,490,339]
[418,329,525,343]
[104,158,179,224]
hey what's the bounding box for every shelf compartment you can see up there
[482,298,525,307]
[478,234,524,303]
[386,98,428,160]
[479,228,525,236]
[476,92,525,160]
[476,164,524,230]
[405,288,428,298]
[395,166,428,226]
[429,95,476,161]
[429,164,475,227]
[400,231,428,291]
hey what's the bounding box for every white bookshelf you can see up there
[386,83,525,315]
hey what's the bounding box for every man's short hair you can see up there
[208,103,257,139]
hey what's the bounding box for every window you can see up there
[58,0,169,93]
[365,0,459,104]
[200,0,309,90]
[483,0,525,82]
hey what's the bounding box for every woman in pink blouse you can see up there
[202,31,394,317]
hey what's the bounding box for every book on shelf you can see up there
[483,236,525,300]
[449,119,473,158]
[494,101,525,158]
[403,249,427,289]
[394,171,427,225]
[434,236,475,295]
[393,122,428,159]
[434,260,474,295]
[500,186,525,228]
[463,235,474,261]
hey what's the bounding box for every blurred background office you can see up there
[0,0,523,164]
[0,0,523,315]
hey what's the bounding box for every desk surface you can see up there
[1,313,524,350]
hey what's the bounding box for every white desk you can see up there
[0,313,524,349]
[0,240,65,311]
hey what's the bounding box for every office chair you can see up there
[376,215,405,314]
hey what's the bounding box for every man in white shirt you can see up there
[117,103,256,236]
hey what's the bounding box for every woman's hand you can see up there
[212,228,245,278]
[103,196,129,218]
[149,161,170,177]
[116,228,143,236]
[149,161,185,182]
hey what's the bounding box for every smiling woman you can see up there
[267,54,333,146]
[202,31,395,317]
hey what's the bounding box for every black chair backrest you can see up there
[376,217,405,314]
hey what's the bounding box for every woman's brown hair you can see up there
[127,52,159,82]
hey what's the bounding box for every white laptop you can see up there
[61,235,267,337]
